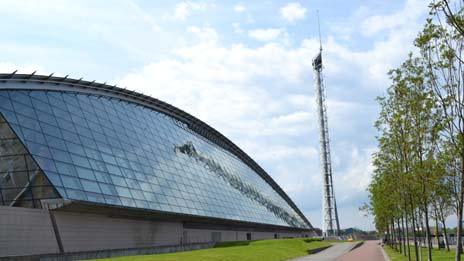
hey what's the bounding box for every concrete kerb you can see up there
[349,241,364,252]
[287,241,361,261]
[380,245,392,261]
[307,245,332,254]
[300,241,362,257]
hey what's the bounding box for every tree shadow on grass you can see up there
[306,245,331,255]
[303,238,323,243]
[214,241,252,248]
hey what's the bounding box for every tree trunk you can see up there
[411,199,419,261]
[457,198,463,261]
[390,223,394,247]
[406,206,412,261]
[393,218,398,251]
[456,188,463,261]
[440,205,450,251]
[417,208,425,261]
[398,218,403,254]
[402,215,407,255]
[386,226,390,248]
[390,222,393,248]
[418,210,423,261]
[388,223,391,247]
[424,205,433,261]
[434,207,440,250]
[456,157,464,261]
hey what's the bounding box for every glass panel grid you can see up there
[0,111,61,208]
[0,90,308,228]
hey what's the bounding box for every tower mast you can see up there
[313,11,340,237]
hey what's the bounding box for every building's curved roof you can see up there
[0,72,312,228]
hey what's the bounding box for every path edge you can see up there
[380,245,392,261]
[307,245,332,254]
[349,241,364,252]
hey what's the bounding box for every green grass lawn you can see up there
[92,238,331,261]
[384,245,463,261]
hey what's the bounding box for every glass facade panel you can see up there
[0,113,60,207]
[0,90,309,228]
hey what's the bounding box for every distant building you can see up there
[0,73,315,257]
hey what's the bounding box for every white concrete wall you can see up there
[252,231,275,240]
[0,206,316,257]
[183,229,312,243]
[0,206,60,257]
[183,229,241,243]
[53,211,183,252]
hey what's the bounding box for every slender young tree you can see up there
[366,3,464,261]
[416,13,464,260]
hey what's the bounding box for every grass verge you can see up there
[384,245,463,261]
[91,238,331,261]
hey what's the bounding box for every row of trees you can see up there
[366,1,464,261]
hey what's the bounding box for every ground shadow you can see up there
[306,245,331,254]
[214,241,252,248]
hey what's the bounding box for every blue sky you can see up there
[0,0,429,230]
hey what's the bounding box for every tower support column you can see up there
[313,50,340,237]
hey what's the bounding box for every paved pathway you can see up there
[290,242,357,261]
[337,240,386,261]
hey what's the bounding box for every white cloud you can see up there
[245,143,318,162]
[321,0,427,90]
[116,32,319,135]
[0,1,171,64]
[248,28,284,42]
[174,2,190,20]
[127,1,161,32]
[280,2,307,22]
[306,204,375,230]
[361,0,426,37]
[303,145,376,230]
[0,62,46,75]
[234,4,246,13]
[174,1,207,20]
[336,147,376,202]
[232,23,244,34]
[187,26,219,44]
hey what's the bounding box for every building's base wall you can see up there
[53,211,183,252]
[0,243,215,261]
[0,206,315,257]
[182,229,312,243]
[0,206,60,256]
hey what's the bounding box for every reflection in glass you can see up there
[0,90,310,228]
[0,113,60,208]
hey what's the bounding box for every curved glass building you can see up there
[0,73,314,257]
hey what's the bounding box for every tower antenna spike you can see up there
[317,10,322,52]
[312,10,340,237]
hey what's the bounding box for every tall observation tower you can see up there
[312,15,340,237]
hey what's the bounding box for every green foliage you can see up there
[91,239,330,261]
[367,1,464,260]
